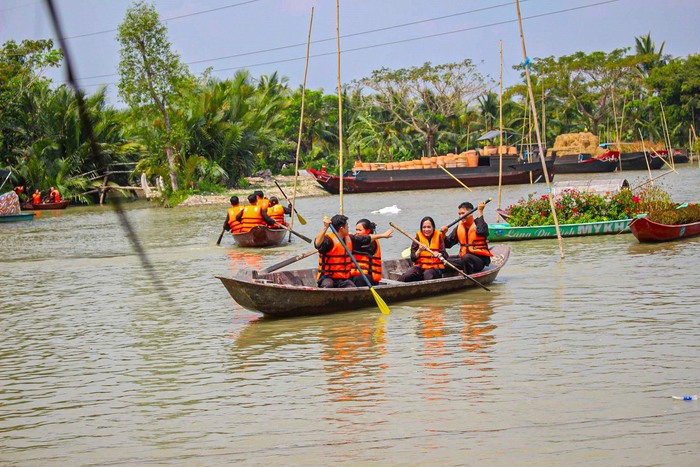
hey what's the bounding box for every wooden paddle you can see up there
[260,248,317,274]
[328,224,390,315]
[216,227,226,246]
[438,164,473,192]
[273,222,312,244]
[445,198,492,230]
[389,222,490,291]
[274,180,306,225]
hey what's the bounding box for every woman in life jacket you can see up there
[266,196,291,226]
[32,189,42,205]
[397,216,447,282]
[350,218,383,286]
[314,214,393,289]
[441,201,492,274]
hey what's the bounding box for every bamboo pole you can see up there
[335,0,344,214]
[515,0,564,258]
[497,40,504,221]
[660,102,674,170]
[638,128,653,184]
[289,7,315,241]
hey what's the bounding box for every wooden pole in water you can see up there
[497,40,504,221]
[335,0,344,214]
[660,102,675,170]
[638,128,654,184]
[515,0,564,258]
[289,7,314,241]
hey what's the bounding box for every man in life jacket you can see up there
[397,216,447,282]
[48,186,61,203]
[314,214,393,288]
[441,201,492,274]
[32,189,42,205]
[235,193,277,232]
[223,195,244,234]
[254,190,270,211]
[266,196,292,227]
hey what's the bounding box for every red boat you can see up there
[21,200,70,210]
[308,159,554,194]
[629,216,700,243]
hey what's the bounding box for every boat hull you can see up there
[616,152,666,171]
[488,218,634,241]
[553,155,618,174]
[217,245,510,318]
[308,160,554,194]
[21,200,70,210]
[0,213,34,223]
[232,226,287,247]
[629,216,700,242]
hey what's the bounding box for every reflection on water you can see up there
[2,167,700,465]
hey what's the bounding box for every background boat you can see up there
[231,226,287,247]
[488,218,634,242]
[629,215,700,242]
[20,200,70,210]
[0,212,34,223]
[553,153,619,174]
[217,245,510,318]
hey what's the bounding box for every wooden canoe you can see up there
[0,213,34,223]
[488,218,635,241]
[21,200,70,210]
[231,226,287,247]
[629,216,700,243]
[217,245,510,318]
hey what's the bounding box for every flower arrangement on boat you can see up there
[506,185,674,227]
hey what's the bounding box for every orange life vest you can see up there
[49,189,61,202]
[227,205,243,233]
[457,221,493,257]
[318,233,353,280]
[258,197,270,211]
[239,205,266,232]
[267,204,286,226]
[32,192,42,204]
[351,240,382,283]
[415,231,444,270]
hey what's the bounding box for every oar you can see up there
[273,222,312,244]
[328,223,390,315]
[260,248,317,274]
[389,222,490,291]
[216,227,226,245]
[446,198,492,230]
[438,164,473,192]
[274,180,306,225]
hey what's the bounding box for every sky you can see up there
[2,0,699,107]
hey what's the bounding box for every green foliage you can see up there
[647,205,700,225]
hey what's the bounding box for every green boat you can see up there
[488,218,634,241]
[0,213,34,223]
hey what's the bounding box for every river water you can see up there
[2,166,699,465]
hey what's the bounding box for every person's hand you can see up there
[436,253,445,261]
[418,244,426,252]
[383,228,394,238]
[477,201,486,214]
[440,225,448,233]
[323,216,331,228]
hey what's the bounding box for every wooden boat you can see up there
[231,225,287,247]
[629,216,700,243]
[0,213,34,223]
[616,151,666,171]
[308,159,554,194]
[553,153,619,174]
[488,218,635,242]
[217,244,510,318]
[21,200,70,210]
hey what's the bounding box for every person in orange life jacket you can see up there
[397,216,447,282]
[32,189,42,205]
[48,186,61,203]
[440,201,492,274]
[350,218,386,287]
[254,190,270,211]
[235,193,276,232]
[223,195,244,234]
[314,214,393,288]
[266,196,292,226]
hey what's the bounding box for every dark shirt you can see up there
[444,217,489,250]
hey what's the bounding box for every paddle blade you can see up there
[296,212,307,225]
[401,247,411,259]
[216,228,225,245]
[371,287,390,315]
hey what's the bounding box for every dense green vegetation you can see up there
[1,1,698,205]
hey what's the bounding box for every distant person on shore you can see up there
[314,214,393,288]
[441,201,492,274]
[235,193,276,232]
[266,196,292,227]
[397,216,446,282]
[223,195,244,234]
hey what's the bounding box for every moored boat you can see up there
[0,212,34,223]
[488,218,635,242]
[217,244,510,318]
[553,153,619,174]
[232,225,288,247]
[21,200,70,210]
[308,159,554,194]
[616,151,666,171]
[629,216,700,243]
[0,190,33,222]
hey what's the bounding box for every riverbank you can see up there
[177,171,329,207]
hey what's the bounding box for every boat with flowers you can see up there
[309,151,554,194]
[488,218,635,241]
[629,204,700,243]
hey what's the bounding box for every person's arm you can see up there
[473,202,489,238]
[369,228,393,242]
[261,210,276,227]
[223,213,231,231]
[409,236,421,262]
[314,217,331,249]
[443,226,459,249]
[283,204,292,215]
[235,209,244,223]
[438,234,447,257]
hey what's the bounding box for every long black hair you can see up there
[356,218,377,234]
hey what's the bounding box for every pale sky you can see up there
[2,0,699,107]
